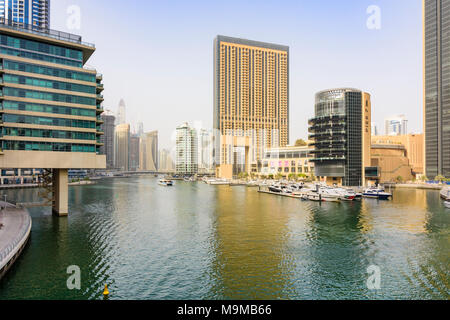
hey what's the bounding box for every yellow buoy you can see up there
[103,284,109,296]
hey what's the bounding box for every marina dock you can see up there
[0,202,32,280]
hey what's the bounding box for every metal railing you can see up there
[0,209,32,269]
[0,18,95,48]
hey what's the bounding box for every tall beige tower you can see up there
[114,124,130,171]
[214,35,289,179]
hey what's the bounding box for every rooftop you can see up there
[0,18,95,48]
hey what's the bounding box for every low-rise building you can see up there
[371,134,424,175]
[368,144,414,183]
[259,146,314,178]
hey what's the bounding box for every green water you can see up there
[0,177,449,300]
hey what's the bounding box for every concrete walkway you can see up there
[0,202,32,279]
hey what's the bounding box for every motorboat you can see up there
[268,185,283,193]
[158,179,173,186]
[306,190,340,202]
[332,187,356,201]
[363,187,392,200]
[440,187,450,201]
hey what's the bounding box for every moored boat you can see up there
[444,201,450,209]
[158,179,174,186]
[363,187,392,200]
[440,187,450,200]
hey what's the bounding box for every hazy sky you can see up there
[51,0,422,149]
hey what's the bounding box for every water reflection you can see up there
[0,179,448,300]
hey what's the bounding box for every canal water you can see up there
[0,176,448,300]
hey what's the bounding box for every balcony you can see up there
[96,94,104,101]
[96,83,104,93]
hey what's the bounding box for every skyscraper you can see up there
[371,122,379,136]
[424,0,450,178]
[198,129,214,174]
[176,123,197,175]
[114,123,130,171]
[309,88,371,187]
[129,134,140,171]
[137,122,144,136]
[100,111,116,169]
[139,131,158,171]
[117,99,126,125]
[159,149,174,172]
[214,35,289,178]
[0,0,50,29]
[384,115,408,136]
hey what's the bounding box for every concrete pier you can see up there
[52,169,68,217]
[0,202,32,280]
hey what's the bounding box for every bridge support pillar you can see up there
[52,169,68,217]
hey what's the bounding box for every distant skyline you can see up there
[51,0,423,149]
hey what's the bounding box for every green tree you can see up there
[435,175,445,182]
[276,173,283,180]
[295,139,308,147]
[268,174,274,180]
[396,176,403,183]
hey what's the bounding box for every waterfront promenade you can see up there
[0,202,32,280]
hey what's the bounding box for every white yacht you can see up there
[334,188,356,201]
[306,188,341,202]
[208,178,230,185]
[440,187,450,201]
[158,179,174,186]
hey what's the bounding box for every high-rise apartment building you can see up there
[159,148,174,172]
[139,130,158,171]
[116,98,126,125]
[198,129,214,174]
[137,121,144,136]
[114,123,130,171]
[424,0,450,178]
[309,88,371,187]
[176,123,197,175]
[0,0,50,29]
[371,122,379,136]
[214,35,289,178]
[99,111,115,169]
[385,115,408,136]
[0,20,105,215]
[129,134,140,171]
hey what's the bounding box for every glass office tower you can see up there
[309,88,371,187]
[0,0,50,29]
[0,19,105,215]
[424,0,450,178]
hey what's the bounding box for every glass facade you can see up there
[2,127,96,140]
[2,59,96,82]
[2,140,95,153]
[2,101,96,117]
[309,89,364,186]
[2,87,96,105]
[424,0,450,178]
[2,114,96,129]
[2,74,96,94]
